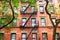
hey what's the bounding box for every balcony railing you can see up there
[20,21,39,28]
[20,10,37,14]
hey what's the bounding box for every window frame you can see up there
[50,5,54,13]
[40,18,46,26]
[0,33,4,40]
[55,33,59,40]
[11,33,16,40]
[39,0,43,2]
[12,18,17,26]
[21,33,27,40]
[42,33,48,40]
[48,0,52,2]
[2,5,8,13]
[13,6,18,13]
[0,17,7,26]
[32,33,37,40]
[51,18,56,25]
[22,18,27,26]
[31,6,35,13]
[22,6,26,12]
[31,18,36,27]
[39,6,44,13]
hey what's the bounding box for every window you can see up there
[48,0,52,2]
[41,18,46,26]
[31,6,35,13]
[55,33,59,40]
[32,33,37,40]
[12,18,17,26]
[39,0,43,2]
[22,6,26,12]
[42,33,48,40]
[50,6,54,13]
[11,33,16,40]
[2,5,7,13]
[0,17,7,27]
[39,6,44,12]
[31,18,36,27]
[13,6,18,13]
[22,18,26,26]
[21,33,27,40]
[52,18,56,25]
[0,33,4,40]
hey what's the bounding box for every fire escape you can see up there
[20,0,39,40]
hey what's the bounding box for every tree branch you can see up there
[0,0,14,29]
[45,0,55,27]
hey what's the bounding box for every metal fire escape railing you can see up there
[20,2,38,40]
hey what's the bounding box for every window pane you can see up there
[48,0,52,2]
[22,33,26,40]
[39,6,44,12]
[22,34,26,38]
[32,34,36,38]
[11,33,16,40]
[22,6,26,11]
[22,39,26,40]
[31,6,35,13]
[13,6,18,13]
[32,33,37,40]
[1,18,6,24]
[0,33,4,40]
[42,33,47,40]
[39,0,43,2]
[55,33,59,40]
[50,6,54,13]
[2,5,7,13]
[32,18,36,27]
[41,23,45,26]
[12,18,17,26]
[33,39,36,40]
[52,18,56,25]
[41,18,46,26]
[22,18,26,26]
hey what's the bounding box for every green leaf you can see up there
[21,0,26,2]
[28,0,36,5]
[12,0,20,6]
[12,18,17,26]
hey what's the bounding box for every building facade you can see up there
[0,0,60,40]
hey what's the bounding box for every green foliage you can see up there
[21,0,26,2]
[47,4,54,13]
[12,0,20,6]
[0,33,3,40]
[13,6,18,13]
[12,17,17,27]
[2,2,8,13]
[0,17,7,28]
[5,25,10,29]
[28,0,36,5]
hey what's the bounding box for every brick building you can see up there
[0,0,60,40]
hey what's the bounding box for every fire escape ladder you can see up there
[23,4,30,13]
[23,13,34,27]
[27,27,36,39]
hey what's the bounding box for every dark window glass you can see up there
[42,33,48,40]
